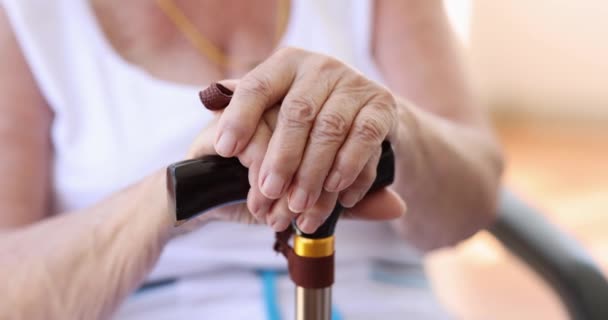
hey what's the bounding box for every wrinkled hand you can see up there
[206,48,405,233]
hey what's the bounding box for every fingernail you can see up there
[270,219,279,230]
[252,201,271,217]
[325,171,343,192]
[216,132,237,156]
[289,188,310,213]
[261,173,286,199]
[297,216,311,233]
[272,217,290,231]
[299,216,321,234]
[340,190,362,208]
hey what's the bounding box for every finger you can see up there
[236,117,272,170]
[247,175,274,223]
[215,49,299,157]
[186,119,219,159]
[325,95,396,192]
[247,188,271,223]
[265,195,296,232]
[258,73,334,200]
[338,147,381,208]
[286,86,365,213]
[344,188,406,220]
[216,79,238,92]
[295,190,339,234]
[237,119,274,218]
[206,202,259,225]
[262,104,279,131]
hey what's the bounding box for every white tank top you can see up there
[2,0,421,281]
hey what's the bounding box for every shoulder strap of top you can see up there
[352,0,374,59]
[2,0,70,109]
[1,0,112,112]
[350,0,385,83]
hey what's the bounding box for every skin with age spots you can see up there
[212,51,401,233]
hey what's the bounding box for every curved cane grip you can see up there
[167,141,395,226]
[167,156,249,224]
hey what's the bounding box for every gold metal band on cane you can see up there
[294,235,334,258]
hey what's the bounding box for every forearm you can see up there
[0,170,172,320]
[391,100,503,251]
[372,0,503,250]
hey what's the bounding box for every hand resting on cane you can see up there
[0,86,403,320]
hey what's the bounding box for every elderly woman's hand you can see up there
[185,79,405,234]
[212,48,405,233]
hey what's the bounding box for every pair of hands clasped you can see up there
[188,48,406,234]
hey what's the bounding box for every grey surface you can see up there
[490,190,608,320]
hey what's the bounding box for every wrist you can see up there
[391,96,424,174]
[136,169,174,244]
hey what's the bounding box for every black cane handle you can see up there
[167,141,395,229]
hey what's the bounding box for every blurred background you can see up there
[429,1,608,319]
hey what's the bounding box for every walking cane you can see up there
[166,84,395,320]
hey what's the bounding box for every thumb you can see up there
[186,119,219,159]
[170,202,259,238]
[216,79,239,92]
[205,202,260,225]
[344,188,406,220]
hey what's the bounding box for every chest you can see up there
[94,0,283,82]
[49,0,371,213]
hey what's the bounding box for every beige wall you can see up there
[468,1,608,122]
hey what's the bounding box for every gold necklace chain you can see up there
[156,0,290,69]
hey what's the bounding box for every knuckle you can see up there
[276,46,301,58]
[280,96,317,127]
[333,90,361,109]
[349,73,370,88]
[238,152,253,168]
[220,120,249,140]
[355,166,377,189]
[315,56,343,73]
[274,47,309,65]
[315,73,335,96]
[240,74,273,102]
[335,74,375,99]
[304,54,345,83]
[370,104,394,128]
[265,150,298,174]
[375,88,396,104]
[333,158,359,185]
[273,204,293,220]
[238,148,259,168]
[309,206,333,220]
[340,73,373,94]
[311,112,349,142]
[371,90,398,119]
[354,117,386,143]
[320,201,335,218]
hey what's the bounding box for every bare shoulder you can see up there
[0,5,53,228]
[372,0,451,76]
[372,0,481,123]
[0,3,48,101]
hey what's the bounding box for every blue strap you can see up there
[331,306,343,320]
[259,270,343,320]
[260,270,282,320]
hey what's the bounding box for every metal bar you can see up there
[296,286,331,320]
[294,234,334,320]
